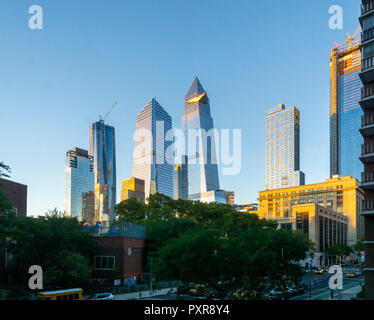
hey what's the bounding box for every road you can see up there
[291,266,364,300]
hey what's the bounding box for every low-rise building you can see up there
[0,178,27,217]
[92,222,146,285]
[257,176,364,246]
[274,203,348,266]
[121,177,145,204]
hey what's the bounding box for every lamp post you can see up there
[150,257,153,296]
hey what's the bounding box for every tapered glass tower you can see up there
[132,98,173,200]
[89,120,116,221]
[182,77,220,201]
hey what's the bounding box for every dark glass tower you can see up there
[182,77,220,201]
[89,120,116,221]
[359,0,374,300]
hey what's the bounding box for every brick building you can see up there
[91,222,146,284]
[0,178,27,217]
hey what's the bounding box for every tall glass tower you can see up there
[265,104,305,190]
[330,40,363,180]
[64,147,94,220]
[132,98,173,200]
[174,155,188,200]
[89,120,116,221]
[182,77,220,200]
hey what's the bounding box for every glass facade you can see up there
[182,77,220,200]
[64,148,94,220]
[174,155,188,200]
[132,98,173,200]
[265,104,305,190]
[330,44,363,180]
[89,121,116,221]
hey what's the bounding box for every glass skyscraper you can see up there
[132,98,173,200]
[182,77,220,201]
[330,42,363,180]
[89,120,116,221]
[64,147,94,220]
[174,155,188,200]
[265,104,305,190]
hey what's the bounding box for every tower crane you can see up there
[101,102,118,123]
[345,26,361,49]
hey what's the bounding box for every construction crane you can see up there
[345,26,361,49]
[101,102,118,123]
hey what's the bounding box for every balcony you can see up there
[362,200,374,215]
[362,27,374,43]
[360,143,374,163]
[360,83,374,109]
[360,114,374,136]
[362,0,374,16]
[361,172,374,189]
[361,56,374,83]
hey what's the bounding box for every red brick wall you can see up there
[95,236,145,280]
[0,178,27,217]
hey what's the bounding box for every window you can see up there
[94,256,115,270]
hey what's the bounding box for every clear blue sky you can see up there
[0,0,362,215]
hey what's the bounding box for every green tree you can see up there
[115,198,146,224]
[0,211,97,287]
[0,162,11,178]
[0,162,12,214]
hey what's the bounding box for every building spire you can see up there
[185,77,205,101]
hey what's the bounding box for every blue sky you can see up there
[0,0,362,215]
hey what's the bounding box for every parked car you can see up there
[86,293,114,300]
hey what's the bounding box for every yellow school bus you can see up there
[37,288,83,300]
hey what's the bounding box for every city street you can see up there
[292,266,364,300]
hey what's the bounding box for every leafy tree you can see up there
[352,238,365,253]
[115,198,146,224]
[0,162,12,214]
[327,244,352,263]
[0,210,97,287]
[0,162,11,178]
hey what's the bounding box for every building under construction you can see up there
[330,29,363,181]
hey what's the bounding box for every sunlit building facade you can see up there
[90,120,116,221]
[330,41,363,180]
[64,147,94,220]
[257,176,364,246]
[182,77,220,201]
[121,177,145,204]
[275,203,348,266]
[265,104,305,190]
[132,98,173,200]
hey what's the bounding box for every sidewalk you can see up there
[313,282,363,300]
[114,287,177,300]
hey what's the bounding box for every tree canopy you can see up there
[115,193,313,299]
[0,209,97,288]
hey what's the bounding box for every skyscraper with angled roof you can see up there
[132,98,173,200]
[182,77,220,201]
